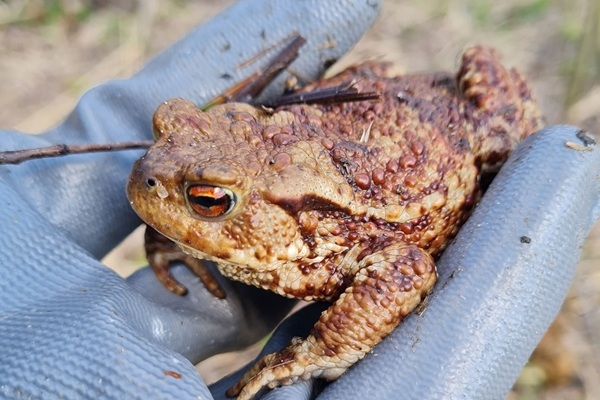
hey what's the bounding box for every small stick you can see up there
[201,34,306,110]
[235,32,302,71]
[0,140,154,165]
[265,82,381,107]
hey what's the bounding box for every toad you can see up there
[127,46,542,399]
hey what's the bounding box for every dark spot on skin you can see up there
[357,235,395,261]
[348,232,359,241]
[399,223,414,234]
[479,149,506,171]
[273,194,350,215]
[430,74,454,88]
[274,346,296,364]
[220,73,233,80]
[520,236,531,244]
[499,105,518,123]
[372,168,385,185]
[399,155,417,169]
[456,137,470,151]
[354,173,371,190]
[299,264,311,275]
[213,249,232,260]
[386,159,399,173]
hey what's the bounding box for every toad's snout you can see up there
[126,155,169,216]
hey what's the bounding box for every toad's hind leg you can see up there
[458,46,542,170]
[226,243,437,400]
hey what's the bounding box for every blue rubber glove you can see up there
[1,1,599,399]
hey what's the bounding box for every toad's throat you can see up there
[176,241,231,265]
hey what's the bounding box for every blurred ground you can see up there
[1,0,599,399]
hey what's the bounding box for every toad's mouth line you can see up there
[175,241,232,264]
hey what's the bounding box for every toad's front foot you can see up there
[144,225,226,299]
[227,243,437,399]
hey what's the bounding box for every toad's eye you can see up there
[186,185,236,218]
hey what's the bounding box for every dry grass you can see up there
[1,0,599,398]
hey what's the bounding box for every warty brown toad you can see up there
[126,46,542,399]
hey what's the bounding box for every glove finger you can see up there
[126,263,296,363]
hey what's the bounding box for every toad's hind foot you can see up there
[144,225,226,299]
[458,46,543,170]
[227,243,437,399]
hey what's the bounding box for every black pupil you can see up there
[191,194,228,210]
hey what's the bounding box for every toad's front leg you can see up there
[144,225,226,299]
[227,243,438,399]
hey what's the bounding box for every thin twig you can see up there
[201,34,306,110]
[265,83,381,107]
[0,140,154,165]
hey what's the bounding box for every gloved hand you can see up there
[0,1,598,400]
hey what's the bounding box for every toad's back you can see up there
[255,45,541,257]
